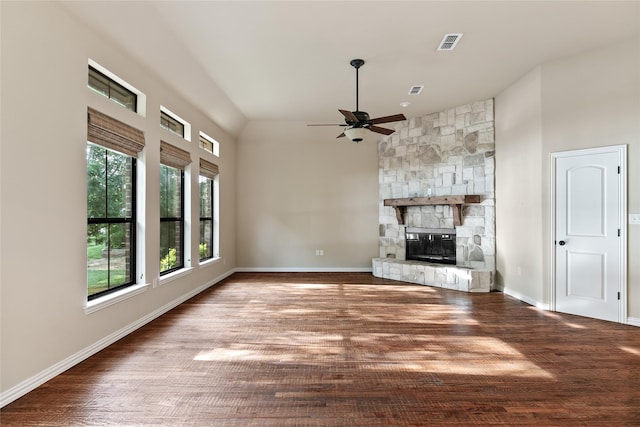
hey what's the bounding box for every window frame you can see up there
[160,106,191,142]
[160,110,185,138]
[159,164,185,276]
[199,175,215,261]
[86,143,137,301]
[88,66,138,113]
[199,132,220,157]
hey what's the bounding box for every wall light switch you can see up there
[629,213,640,225]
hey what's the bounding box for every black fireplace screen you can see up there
[405,227,456,264]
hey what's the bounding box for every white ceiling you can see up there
[60,1,639,137]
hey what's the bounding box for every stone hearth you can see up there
[372,258,493,292]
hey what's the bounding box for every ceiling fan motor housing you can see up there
[348,111,370,126]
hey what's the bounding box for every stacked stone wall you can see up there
[378,99,495,270]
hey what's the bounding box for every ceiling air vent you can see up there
[408,85,424,95]
[438,33,463,51]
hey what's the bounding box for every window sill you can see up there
[199,256,223,268]
[85,283,150,315]
[159,267,194,286]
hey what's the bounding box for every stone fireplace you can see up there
[372,99,495,292]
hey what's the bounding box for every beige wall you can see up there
[495,67,544,304]
[0,2,236,398]
[496,37,640,318]
[236,122,379,270]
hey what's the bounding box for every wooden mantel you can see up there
[384,195,481,226]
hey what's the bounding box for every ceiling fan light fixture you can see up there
[344,127,368,143]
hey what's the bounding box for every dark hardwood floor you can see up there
[2,272,639,426]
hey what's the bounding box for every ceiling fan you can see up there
[309,59,407,142]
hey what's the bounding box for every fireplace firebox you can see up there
[405,227,456,265]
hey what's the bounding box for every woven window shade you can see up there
[160,141,191,169]
[87,107,145,157]
[199,158,219,180]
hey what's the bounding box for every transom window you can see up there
[88,66,137,112]
[161,111,185,138]
[199,132,219,157]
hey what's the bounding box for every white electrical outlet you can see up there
[629,213,640,225]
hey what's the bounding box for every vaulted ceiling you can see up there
[61,1,639,137]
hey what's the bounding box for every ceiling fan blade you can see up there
[369,113,407,125]
[339,109,358,123]
[307,124,348,126]
[336,132,346,138]
[369,125,396,135]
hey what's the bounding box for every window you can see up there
[160,164,183,274]
[86,108,145,300]
[160,111,185,137]
[160,106,191,141]
[199,159,219,261]
[199,132,219,157]
[88,66,137,112]
[159,141,191,275]
[87,145,136,298]
[198,176,214,261]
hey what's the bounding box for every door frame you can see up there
[549,145,627,323]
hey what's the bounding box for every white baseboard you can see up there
[0,269,235,408]
[627,317,640,327]
[502,287,550,310]
[235,267,373,273]
[504,288,640,328]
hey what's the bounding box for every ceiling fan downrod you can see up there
[350,59,364,113]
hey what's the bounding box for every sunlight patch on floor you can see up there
[355,334,555,379]
[292,283,332,289]
[194,348,263,361]
[529,307,590,329]
[563,322,587,329]
[531,308,563,319]
[279,308,324,315]
[619,346,640,357]
[351,304,479,325]
[193,332,554,379]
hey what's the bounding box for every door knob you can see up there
[558,240,566,246]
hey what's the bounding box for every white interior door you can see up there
[554,147,624,322]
